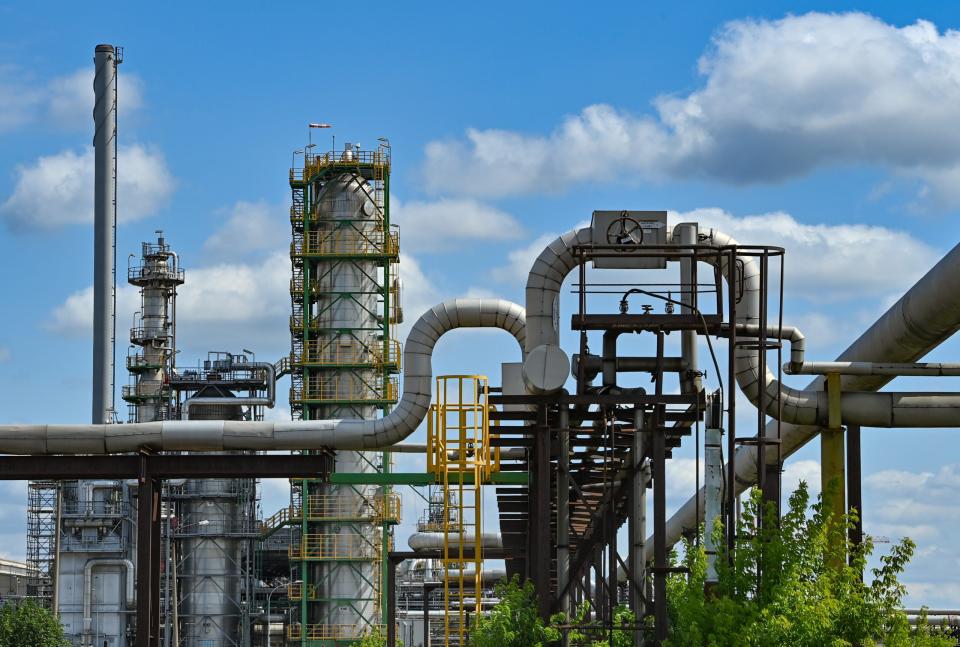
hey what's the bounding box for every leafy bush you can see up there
[469,575,560,647]
[665,482,954,647]
[0,600,69,647]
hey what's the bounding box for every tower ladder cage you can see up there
[286,141,400,645]
[427,375,496,647]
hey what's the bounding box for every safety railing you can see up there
[121,382,171,401]
[286,581,316,601]
[291,375,398,404]
[287,624,386,641]
[129,325,171,345]
[127,264,184,285]
[126,354,164,371]
[288,533,380,560]
[260,506,293,534]
[291,228,399,259]
[291,338,401,370]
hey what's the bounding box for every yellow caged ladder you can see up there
[428,375,493,646]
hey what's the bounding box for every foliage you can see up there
[552,601,636,646]
[357,626,402,647]
[0,600,69,647]
[664,481,954,647]
[468,575,560,647]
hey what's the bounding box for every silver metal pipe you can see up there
[82,558,134,645]
[92,44,117,425]
[662,237,960,550]
[676,223,701,393]
[0,298,525,453]
[407,532,503,552]
[785,361,960,376]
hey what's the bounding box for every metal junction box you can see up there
[590,210,668,269]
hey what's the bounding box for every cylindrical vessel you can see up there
[311,171,380,628]
[178,393,251,647]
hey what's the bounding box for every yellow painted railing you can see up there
[291,375,398,403]
[287,624,387,641]
[288,533,380,560]
[293,228,399,258]
[291,338,401,370]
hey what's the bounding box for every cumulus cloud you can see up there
[674,208,936,301]
[47,252,291,355]
[861,463,960,606]
[423,13,960,204]
[491,233,557,283]
[0,144,175,229]
[393,198,524,252]
[0,65,143,134]
[202,201,288,258]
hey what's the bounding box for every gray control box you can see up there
[590,210,668,269]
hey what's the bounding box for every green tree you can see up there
[469,575,560,647]
[665,482,953,647]
[357,625,403,647]
[0,600,69,647]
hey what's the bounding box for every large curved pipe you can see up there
[0,298,525,454]
[522,225,960,427]
[662,238,960,549]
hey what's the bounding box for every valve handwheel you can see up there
[606,212,645,247]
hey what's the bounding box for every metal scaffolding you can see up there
[287,142,401,644]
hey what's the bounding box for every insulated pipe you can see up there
[83,558,134,644]
[407,532,503,552]
[179,362,276,419]
[92,44,117,425]
[661,238,960,551]
[0,298,525,453]
[785,361,960,376]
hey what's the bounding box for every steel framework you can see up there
[287,143,400,645]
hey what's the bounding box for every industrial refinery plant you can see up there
[3,42,960,647]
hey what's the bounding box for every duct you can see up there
[82,558,134,641]
[0,298,525,454]
[522,224,960,429]
[92,44,117,425]
[179,362,276,419]
[407,532,503,552]
[785,361,960,376]
[661,237,960,551]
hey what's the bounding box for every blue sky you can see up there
[2,1,960,607]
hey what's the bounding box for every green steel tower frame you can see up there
[287,143,400,645]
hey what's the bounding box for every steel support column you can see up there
[532,405,552,620]
[847,423,863,571]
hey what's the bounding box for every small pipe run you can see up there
[179,362,276,419]
[785,361,960,376]
[83,558,134,645]
[407,532,503,552]
[0,299,524,454]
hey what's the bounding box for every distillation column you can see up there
[288,142,400,643]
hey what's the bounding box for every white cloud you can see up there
[393,198,523,252]
[202,201,288,258]
[491,233,556,283]
[491,209,935,304]
[673,208,936,301]
[46,67,144,130]
[0,144,175,229]
[0,65,144,134]
[47,252,291,355]
[781,459,821,498]
[396,253,441,340]
[423,13,960,205]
